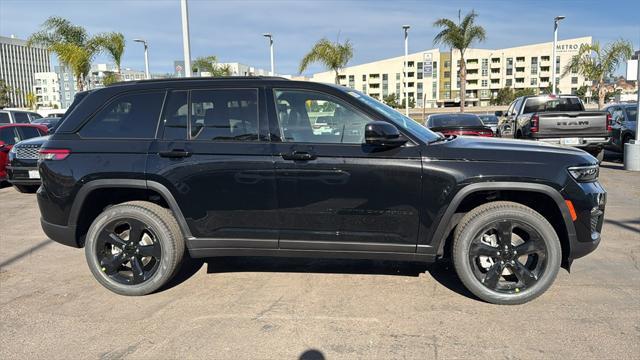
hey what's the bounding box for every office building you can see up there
[0,35,51,107]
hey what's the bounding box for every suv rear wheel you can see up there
[452,201,561,305]
[84,201,184,296]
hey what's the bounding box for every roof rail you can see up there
[110,76,289,86]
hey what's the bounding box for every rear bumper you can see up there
[40,218,79,248]
[535,137,609,149]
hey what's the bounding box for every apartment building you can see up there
[33,72,61,109]
[311,37,592,108]
[0,35,51,107]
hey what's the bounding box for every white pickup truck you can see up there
[496,95,611,161]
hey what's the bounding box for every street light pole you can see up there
[551,15,565,94]
[133,39,150,79]
[180,0,192,77]
[403,25,410,117]
[263,33,274,76]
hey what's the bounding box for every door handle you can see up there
[159,149,191,158]
[281,151,316,161]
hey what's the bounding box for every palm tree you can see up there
[433,10,486,112]
[192,56,232,77]
[28,17,112,91]
[298,38,354,84]
[563,40,633,109]
[25,92,37,110]
[94,32,125,76]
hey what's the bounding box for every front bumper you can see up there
[6,165,41,185]
[562,180,606,260]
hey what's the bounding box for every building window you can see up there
[432,82,437,99]
[571,77,578,84]
[571,87,578,95]
[530,78,537,86]
[506,79,513,87]
[556,56,561,74]
[481,80,488,87]
[396,73,400,81]
[444,71,451,78]
[348,75,355,88]
[531,57,538,75]
[541,56,550,61]
[362,74,366,82]
[481,58,488,77]
[363,84,367,93]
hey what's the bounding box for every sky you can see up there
[1,0,639,76]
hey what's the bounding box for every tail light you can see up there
[606,113,613,132]
[531,114,539,133]
[478,130,494,137]
[39,148,70,160]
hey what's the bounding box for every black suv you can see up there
[37,77,606,304]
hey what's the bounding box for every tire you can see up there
[13,184,39,193]
[84,201,185,296]
[452,201,561,305]
[588,149,604,163]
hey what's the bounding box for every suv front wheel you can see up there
[452,201,561,305]
[85,201,185,296]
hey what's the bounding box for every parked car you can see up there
[497,95,611,161]
[476,114,499,134]
[603,103,637,154]
[0,124,48,187]
[38,77,605,304]
[31,117,61,131]
[425,113,494,137]
[0,109,43,124]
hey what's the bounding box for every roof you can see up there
[109,76,289,87]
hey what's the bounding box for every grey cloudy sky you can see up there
[1,0,639,76]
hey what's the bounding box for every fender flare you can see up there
[68,179,192,238]
[430,182,577,256]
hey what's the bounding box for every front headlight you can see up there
[568,165,599,182]
[9,146,17,154]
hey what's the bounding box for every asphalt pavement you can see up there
[1,153,638,359]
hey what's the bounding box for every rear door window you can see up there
[190,89,259,141]
[0,112,9,124]
[17,126,42,140]
[14,112,30,123]
[79,91,165,138]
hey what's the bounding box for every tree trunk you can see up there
[459,54,466,113]
[76,74,84,92]
[334,70,340,85]
[597,79,605,110]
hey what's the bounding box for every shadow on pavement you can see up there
[158,255,480,301]
[605,218,640,234]
[0,239,53,268]
[299,349,325,360]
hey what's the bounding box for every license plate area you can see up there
[28,170,40,179]
[561,138,580,145]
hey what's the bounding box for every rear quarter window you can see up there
[0,112,9,124]
[79,91,165,138]
[14,112,30,123]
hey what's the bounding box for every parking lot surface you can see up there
[1,156,639,359]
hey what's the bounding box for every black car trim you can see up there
[429,182,577,257]
[188,248,436,262]
[68,179,193,239]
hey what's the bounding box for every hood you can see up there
[427,135,597,166]
[15,135,51,147]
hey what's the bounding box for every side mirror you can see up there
[365,121,407,147]
[494,110,504,117]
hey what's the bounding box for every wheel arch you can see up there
[69,179,191,247]
[431,182,577,269]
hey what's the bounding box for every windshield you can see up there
[347,90,441,143]
[478,114,498,125]
[428,114,483,127]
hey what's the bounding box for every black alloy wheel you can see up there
[468,219,547,294]
[96,218,162,285]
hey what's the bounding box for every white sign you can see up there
[423,53,433,77]
[626,59,638,81]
